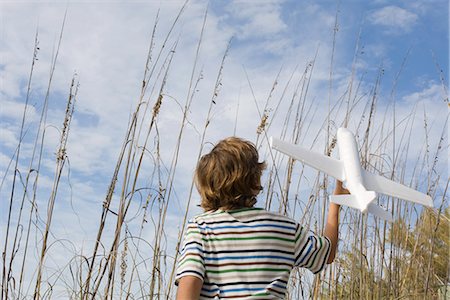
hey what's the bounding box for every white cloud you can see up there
[226,0,287,39]
[0,99,39,122]
[0,126,19,148]
[364,43,387,58]
[368,6,418,33]
[402,82,446,104]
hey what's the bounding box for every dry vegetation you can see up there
[1,3,448,300]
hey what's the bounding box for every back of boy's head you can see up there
[195,137,266,211]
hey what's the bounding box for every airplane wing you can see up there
[362,170,433,207]
[270,137,345,181]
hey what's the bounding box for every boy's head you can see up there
[195,137,266,211]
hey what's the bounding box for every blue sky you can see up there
[0,0,448,297]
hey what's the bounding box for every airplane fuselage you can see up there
[336,128,377,212]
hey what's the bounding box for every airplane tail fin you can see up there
[330,191,376,210]
[367,202,393,222]
[364,191,377,206]
[330,193,392,222]
[330,195,360,209]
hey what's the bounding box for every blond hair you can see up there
[195,137,266,211]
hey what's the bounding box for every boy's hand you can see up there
[334,180,350,195]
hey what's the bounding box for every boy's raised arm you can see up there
[324,180,348,264]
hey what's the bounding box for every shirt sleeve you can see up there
[175,219,205,285]
[294,224,331,274]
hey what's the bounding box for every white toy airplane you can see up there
[270,128,433,222]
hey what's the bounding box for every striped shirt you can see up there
[175,207,331,299]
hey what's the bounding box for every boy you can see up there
[176,137,345,299]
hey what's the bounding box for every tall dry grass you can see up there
[1,3,448,300]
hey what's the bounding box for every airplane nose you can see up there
[337,127,351,138]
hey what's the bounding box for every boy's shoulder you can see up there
[190,207,298,227]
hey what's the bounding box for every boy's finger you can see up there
[335,180,350,194]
